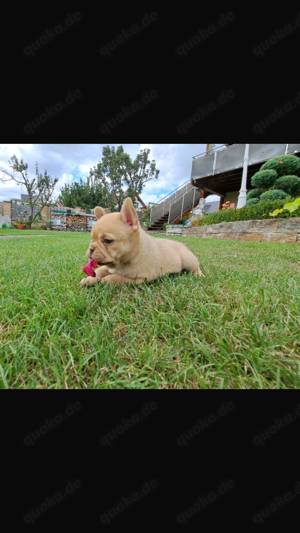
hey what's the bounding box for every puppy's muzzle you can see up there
[87,246,104,261]
[87,246,110,265]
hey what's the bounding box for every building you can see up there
[191,144,300,209]
[10,193,41,205]
[149,144,300,230]
[0,197,51,224]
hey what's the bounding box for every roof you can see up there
[51,209,96,217]
[11,196,40,202]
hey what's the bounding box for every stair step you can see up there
[150,211,170,231]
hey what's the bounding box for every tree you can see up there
[89,145,160,211]
[58,178,108,212]
[0,155,58,229]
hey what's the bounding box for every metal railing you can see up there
[169,186,200,224]
[150,179,194,225]
[192,144,235,159]
[150,146,234,226]
[191,143,300,182]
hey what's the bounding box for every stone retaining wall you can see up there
[166,225,183,236]
[182,218,300,244]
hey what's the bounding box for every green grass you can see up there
[1,232,300,389]
[0,228,52,236]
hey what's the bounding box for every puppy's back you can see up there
[140,230,200,277]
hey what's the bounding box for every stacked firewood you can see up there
[66,215,87,231]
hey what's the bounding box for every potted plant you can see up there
[46,219,52,230]
[15,218,26,229]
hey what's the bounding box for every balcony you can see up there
[191,144,300,195]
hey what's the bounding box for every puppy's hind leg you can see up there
[193,267,205,277]
[181,248,205,277]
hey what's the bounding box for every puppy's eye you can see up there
[104,239,113,244]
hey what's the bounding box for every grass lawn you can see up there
[0,230,300,389]
[0,228,53,236]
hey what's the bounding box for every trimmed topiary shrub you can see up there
[251,169,278,189]
[246,198,260,207]
[274,175,300,197]
[260,189,289,202]
[246,189,263,200]
[260,154,300,177]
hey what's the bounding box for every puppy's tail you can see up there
[193,267,205,277]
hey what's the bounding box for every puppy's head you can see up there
[86,197,140,266]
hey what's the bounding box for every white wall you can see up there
[223,190,239,207]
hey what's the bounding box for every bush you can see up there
[246,198,260,207]
[251,169,278,189]
[190,197,299,227]
[274,175,300,196]
[191,217,203,227]
[260,189,289,201]
[260,154,300,177]
[139,208,151,227]
[246,189,263,200]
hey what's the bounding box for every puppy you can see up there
[80,197,204,286]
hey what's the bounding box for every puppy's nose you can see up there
[88,246,95,258]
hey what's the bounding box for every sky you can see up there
[0,144,223,206]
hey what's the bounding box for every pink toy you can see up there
[79,259,98,277]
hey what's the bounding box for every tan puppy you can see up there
[80,197,204,286]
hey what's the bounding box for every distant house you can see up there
[12,193,41,205]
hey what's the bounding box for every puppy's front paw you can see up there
[100,276,111,284]
[80,276,96,286]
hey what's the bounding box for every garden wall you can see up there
[182,218,300,244]
[0,213,11,228]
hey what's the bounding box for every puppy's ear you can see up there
[120,197,139,230]
[94,206,106,220]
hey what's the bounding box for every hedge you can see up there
[245,198,260,206]
[246,189,263,200]
[193,197,300,227]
